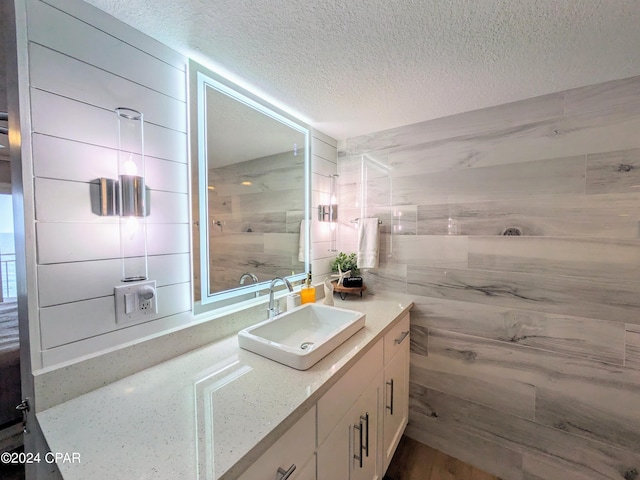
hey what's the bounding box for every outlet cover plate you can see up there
[114,280,158,324]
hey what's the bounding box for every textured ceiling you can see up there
[72,1,640,140]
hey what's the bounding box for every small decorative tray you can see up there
[331,280,367,300]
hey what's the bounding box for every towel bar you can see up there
[350,218,382,224]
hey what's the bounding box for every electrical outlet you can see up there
[114,280,158,324]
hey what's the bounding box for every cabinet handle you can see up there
[361,413,369,457]
[386,379,394,415]
[276,464,296,480]
[395,330,410,345]
[353,412,369,467]
[353,419,364,468]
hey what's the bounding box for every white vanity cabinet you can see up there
[317,312,411,480]
[240,311,411,480]
[238,406,316,480]
[381,313,410,473]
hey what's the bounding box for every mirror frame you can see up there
[189,60,311,311]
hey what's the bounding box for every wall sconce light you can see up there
[115,107,148,282]
[93,107,150,282]
[318,173,339,222]
[317,174,339,252]
[90,108,159,323]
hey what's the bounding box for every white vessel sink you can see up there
[238,303,366,370]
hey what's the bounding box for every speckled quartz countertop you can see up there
[37,293,413,480]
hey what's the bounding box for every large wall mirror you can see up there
[189,60,310,312]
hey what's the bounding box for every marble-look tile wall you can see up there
[338,75,640,480]
[205,150,305,294]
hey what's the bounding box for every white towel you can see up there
[357,218,379,269]
[298,219,306,262]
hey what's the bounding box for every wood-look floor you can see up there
[385,436,500,480]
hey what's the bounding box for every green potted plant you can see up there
[331,252,359,277]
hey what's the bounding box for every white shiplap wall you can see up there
[311,130,339,278]
[20,0,337,370]
[25,0,191,368]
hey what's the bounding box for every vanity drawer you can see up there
[317,338,383,445]
[238,406,316,480]
[384,313,410,364]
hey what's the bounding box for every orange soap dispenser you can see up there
[300,272,316,304]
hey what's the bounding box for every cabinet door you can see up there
[350,376,380,480]
[317,416,349,480]
[294,454,316,480]
[381,337,409,473]
[239,407,316,480]
[318,373,381,480]
[317,339,383,445]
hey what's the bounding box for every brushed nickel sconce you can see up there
[317,174,339,251]
[92,107,151,282]
[318,174,339,222]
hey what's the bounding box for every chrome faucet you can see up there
[240,272,260,298]
[268,277,293,319]
[239,272,259,285]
